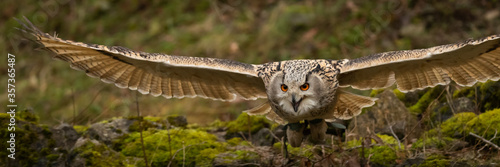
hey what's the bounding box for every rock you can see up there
[87,118,136,146]
[273,125,285,139]
[431,97,475,122]
[68,138,101,167]
[251,128,274,146]
[51,124,80,151]
[68,138,130,167]
[167,115,188,127]
[348,90,422,141]
[49,124,80,167]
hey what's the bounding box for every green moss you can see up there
[273,142,314,158]
[215,150,260,165]
[127,117,161,132]
[226,112,270,134]
[345,138,363,148]
[370,89,385,97]
[438,112,476,137]
[120,128,226,166]
[0,112,54,166]
[367,145,397,166]
[393,89,406,102]
[144,116,163,122]
[18,109,39,123]
[226,137,251,146]
[411,137,456,149]
[409,87,444,114]
[46,154,60,161]
[466,108,500,145]
[73,125,89,135]
[196,148,223,167]
[419,154,450,167]
[346,134,401,148]
[345,134,401,166]
[377,134,399,145]
[74,140,130,167]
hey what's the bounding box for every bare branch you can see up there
[388,123,402,150]
[469,132,500,151]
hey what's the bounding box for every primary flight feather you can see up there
[18,17,500,147]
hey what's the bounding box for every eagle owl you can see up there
[18,17,500,147]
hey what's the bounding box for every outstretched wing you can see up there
[339,35,500,92]
[18,17,266,101]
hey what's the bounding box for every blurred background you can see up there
[2,0,500,126]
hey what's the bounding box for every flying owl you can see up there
[18,17,500,147]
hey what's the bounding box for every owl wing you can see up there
[338,34,500,92]
[18,17,266,101]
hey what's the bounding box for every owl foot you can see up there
[309,119,327,144]
[286,122,306,147]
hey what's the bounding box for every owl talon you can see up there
[309,119,327,144]
[286,122,306,147]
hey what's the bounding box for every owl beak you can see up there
[292,95,302,113]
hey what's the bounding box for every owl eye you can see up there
[300,83,309,91]
[281,84,288,92]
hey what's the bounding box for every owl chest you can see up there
[269,98,333,123]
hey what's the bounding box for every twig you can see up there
[136,92,149,167]
[247,115,252,142]
[388,124,402,149]
[182,141,185,167]
[469,132,500,151]
[71,87,76,125]
[265,128,281,141]
[166,117,173,159]
[445,85,456,114]
[73,84,105,121]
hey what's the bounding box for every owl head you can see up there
[267,61,332,118]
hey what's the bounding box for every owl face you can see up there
[268,71,327,119]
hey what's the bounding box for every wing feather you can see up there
[18,18,266,101]
[339,35,500,92]
[115,66,136,88]
[161,76,173,98]
[332,90,377,120]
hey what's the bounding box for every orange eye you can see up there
[281,84,288,92]
[300,83,309,91]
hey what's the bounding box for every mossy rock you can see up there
[120,128,226,166]
[422,109,500,147]
[393,89,406,102]
[436,112,476,137]
[71,139,132,167]
[466,108,500,145]
[409,86,445,114]
[73,125,89,135]
[366,145,398,166]
[453,80,500,111]
[226,112,270,134]
[0,110,59,166]
[345,134,402,166]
